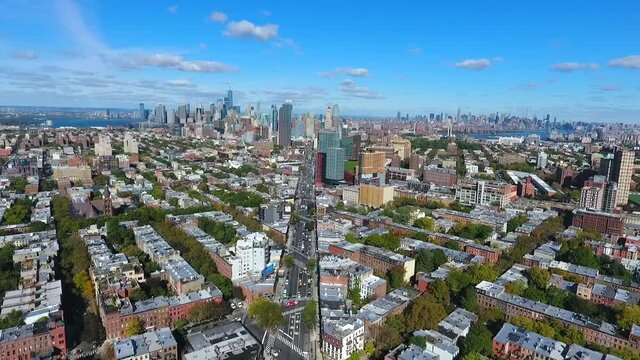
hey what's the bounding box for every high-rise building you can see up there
[332,104,340,127]
[277,102,293,148]
[95,134,112,157]
[325,147,345,182]
[325,106,333,129]
[599,154,614,180]
[123,132,139,154]
[360,152,386,176]
[318,130,340,153]
[611,149,634,206]
[270,105,278,132]
[166,109,175,124]
[603,182,618,213]
[537,151,548,169]
[154,104,167,124]
[138,103,145,120]
[227,89,234,109]
[178,104,190,123]
[305,113,315,138]
[209,103,216,122]
[579,177,605,211]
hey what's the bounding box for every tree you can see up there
[8,177,28,193]
[3,204,31,225]
[349,278,364,309]
[247,298,285,330]
[282,254,295,268]
[174,318,188,329]
[505,280,527,296]
[307,258,317,272]
[188,301,230,323]
[413,217,437,231]
[462,352,486,360]
[460,324,493,355]
[458,286,478,312]
[302,300,317,329]
[507,215,529,233]
[409,335,427,348]
[444,240,460,251]
[529,267,551,289]
[386,266,406,289]
[404,295,447,332]
[618,305,640,332]
[565,247,599,269]
[428,279,450,307]
[125,318,144,336]
[414,249,448,273]
[345,233,360,243]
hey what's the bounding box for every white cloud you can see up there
[260,10,272,16]
[454,58,491,70]
[223,20,279,41]
[493,56,504,62]
[199,42,208,49]
[319,67,370,78]
[167,5,178,14]
[339,79,384,99]
[166,79,194,87]
[10,51,38,60]
[550,62,599,72]
[599,84,621,92]
[608,55,640,69]
[273,38,303,55]
[511,83,540,91]
[113,53,238,73]
[210,11,228,23]
[409,47,422,54]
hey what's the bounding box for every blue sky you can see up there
[0,0,639,122]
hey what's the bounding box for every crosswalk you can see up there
[276,330,311,359]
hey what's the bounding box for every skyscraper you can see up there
[227,89,234,109]
[209,103,216,122]
[138,103,145,120]
[278,102,293,148]
[318,130,340,153]
[325,106,333,129]
[178,104,189,123]
[325,147,345,182]
[611,149,635,206]
[332,104,340,126]
[270,105,278,132]
[154,104,167,124]
[537,151,548,169]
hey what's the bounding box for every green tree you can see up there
[125,318,144,336]
[8,177,28,193]
[618,305,640,332]
[444,240,461,250]
[460,324,493,355]
[404,295,448,332]
[529,267,551,289]
[307,258,317,272]
[386,266,406,289]
[462,352,486,360]
[565,247,599,269]
[409,335,427,348]
[428,279,450,307]
[505,280,527,296]
[302,300,317,329]
[282,254,295,268]
[414,249,448,273]
[174,318,188,329]
[247,299,285,330]
[3,204,31,225]
[413,217,438,231]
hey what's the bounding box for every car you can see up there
[286,300,298,307]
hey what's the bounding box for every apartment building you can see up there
[455,179,517,207]
[322,318,365,360]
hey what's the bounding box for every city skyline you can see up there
[0,0,639,122]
